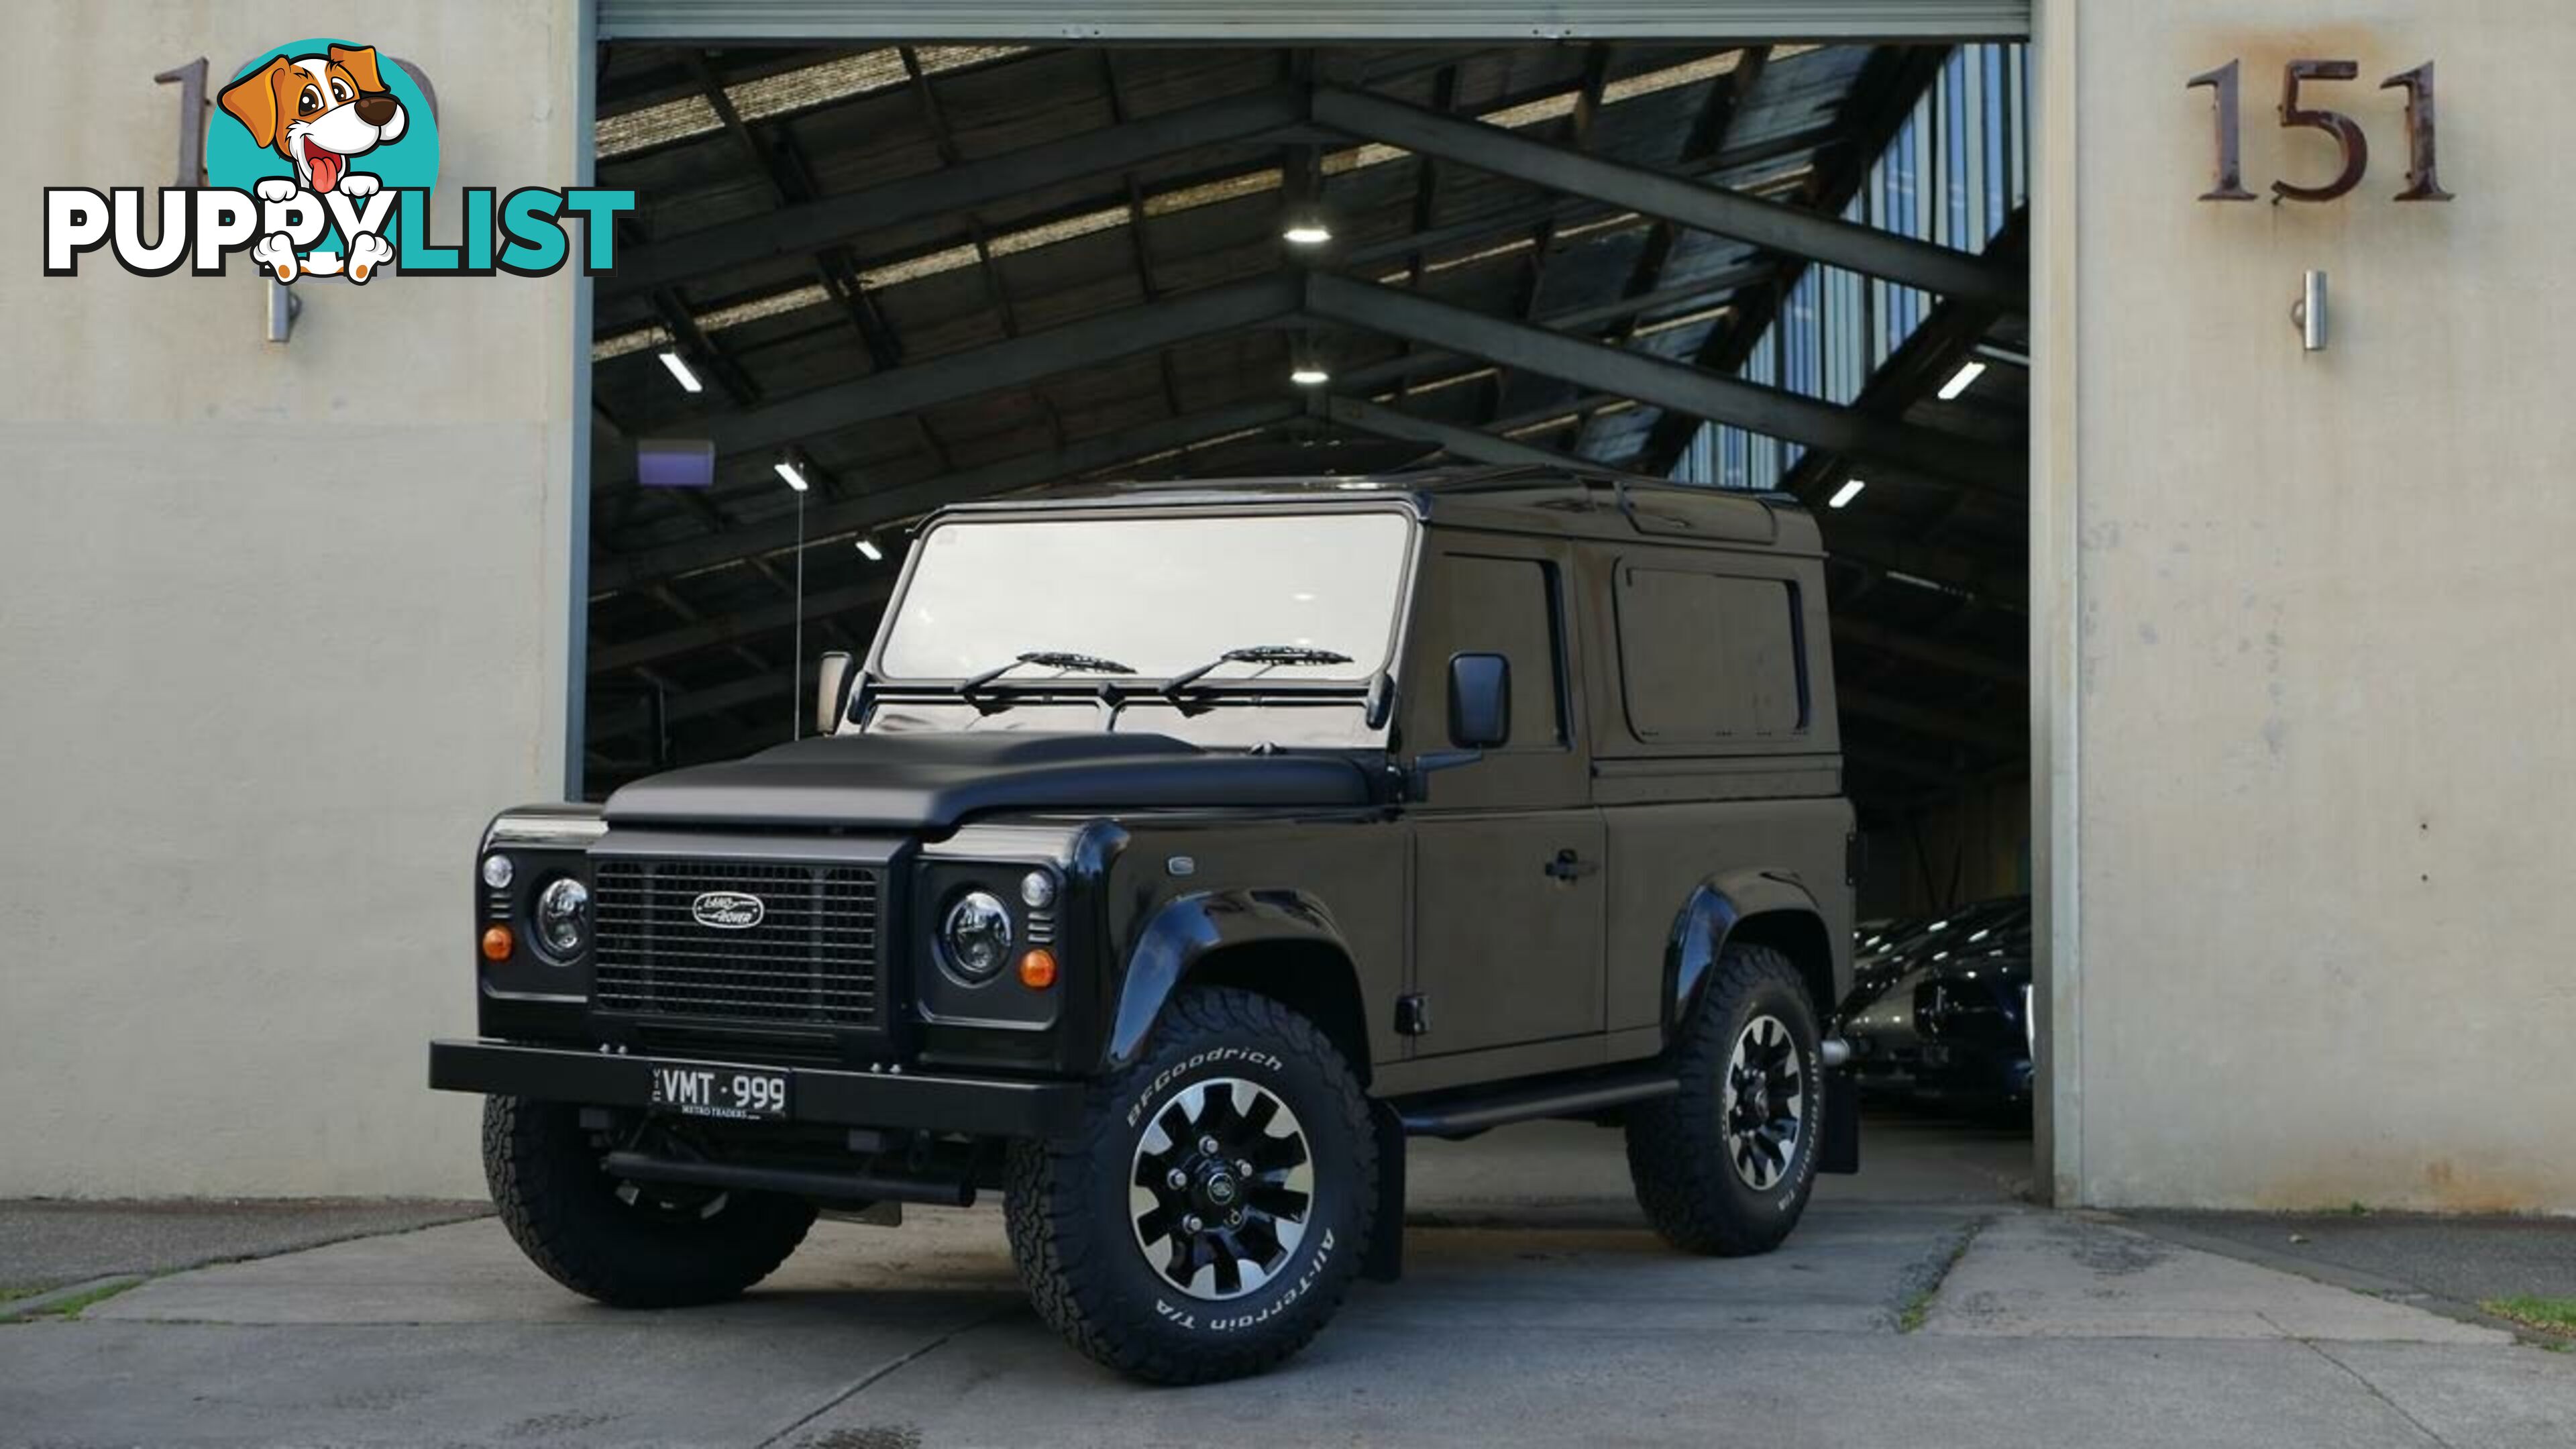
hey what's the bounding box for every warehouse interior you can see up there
[578,38,2033,918]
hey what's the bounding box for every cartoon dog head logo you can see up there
[219,45,407,197]
[207,40,437,284]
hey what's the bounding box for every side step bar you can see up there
[600,1150,976,1208]
[1391,1069,1678,1140]
[1387,1037,1854,1143]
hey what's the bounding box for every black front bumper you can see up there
[428,1039,1085,1140]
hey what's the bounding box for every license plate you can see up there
[648,1063,791,1121]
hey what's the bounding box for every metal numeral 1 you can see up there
[152,57,210,189]
[2381,62,2453,201]
[2186,58,2257,201]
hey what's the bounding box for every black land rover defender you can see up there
[431,468,1859,1383]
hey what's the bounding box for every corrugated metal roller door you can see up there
[596,1,2030,42]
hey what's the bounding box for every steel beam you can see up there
[1325,392,2019,606]
[1831,617,2024,686]
[609,87,1303,298]
[592,581,895,676]
[1322,396,1583,471]
[588,673,783,743]
[1311,86,2024,312]
[1837,686,2021,754]
[594,397,1304,595]
[1823,530,2025,611]
[1303,273,2017,488]
[694,274,1302,463]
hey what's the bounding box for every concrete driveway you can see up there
[5,1118,2571,1448]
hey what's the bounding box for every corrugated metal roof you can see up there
[582,38,2028,792]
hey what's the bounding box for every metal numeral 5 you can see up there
[2273,59,2367,201]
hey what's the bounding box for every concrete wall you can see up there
[2039,0,2576,1211]
[0,1,582,1196]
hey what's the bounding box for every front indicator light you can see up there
[480,925,514,961]
[1017,948,1058,991]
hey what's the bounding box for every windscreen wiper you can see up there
[1159,645,1355,698]
[958,649,1137,698]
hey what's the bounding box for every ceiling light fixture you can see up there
[855,537,883,561]
[1828,478,1866,508]
[1937,360,1986,400]
[656,350,704,394]
[1289,366,1330,386]
[773,458,810,492]
[1282,221,1333,246]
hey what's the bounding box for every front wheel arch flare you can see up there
[1107,890,1371,1083]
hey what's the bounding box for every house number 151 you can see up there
[2187,58,2452,203]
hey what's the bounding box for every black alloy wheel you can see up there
[1127,1077,1317,1300]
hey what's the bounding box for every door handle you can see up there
[1545,849,1599,881]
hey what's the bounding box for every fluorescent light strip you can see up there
[1370,366,1501,402]
[1937,360,1987,400]
[1553,211,1648,241]
[1631,303,1731,337]
[1827,478,1866,508]
[656,350,703,392]
[1885,570,1970,598]
[595,51,1752,361]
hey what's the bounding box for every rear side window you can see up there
[1432,554,1568,751]
[1613,564,1807,742]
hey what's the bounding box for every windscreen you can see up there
[877,511,1416,682]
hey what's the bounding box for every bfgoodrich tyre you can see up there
[1624,943,1825,1256]
[1004,987,1377,1384]
[482,1095,815,1307]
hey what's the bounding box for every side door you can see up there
[1405,538,1605,1058]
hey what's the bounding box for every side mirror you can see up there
[814,651,855,736]
[1447,652,1511,749]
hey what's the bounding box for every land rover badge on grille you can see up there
[690,891,765,929]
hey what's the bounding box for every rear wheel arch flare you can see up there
[1668,876,1837,1037]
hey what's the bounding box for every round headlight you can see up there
[535,877,589,960]
[1020,869,1057,910]
[941,890,1014,982]
[481,853,515,889]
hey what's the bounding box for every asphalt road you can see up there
[2129,1208,2576,1312]
[5,1116,2571,1447]
[0,1199,486,1301]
